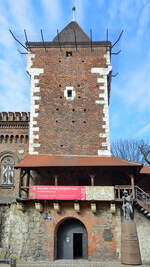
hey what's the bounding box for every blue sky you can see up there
[0,0,150,143]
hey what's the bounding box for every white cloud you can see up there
[138,2,150,36]
[0,58,29,111]
[73,0,91,27]
[96,0,105,8]
[41,0,62,22]
[7,0,36,34]
[41,0,63,39]
[113,51,150,113]
[135,123,150,137]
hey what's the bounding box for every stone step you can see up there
[16,263,105,267]
[16,261,149,267]
[140,207,144,211]
[143,210,148,215]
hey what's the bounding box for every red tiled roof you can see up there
[140,165,150,174]
[15,154,141,168]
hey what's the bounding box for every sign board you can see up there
[46,217,52,221]
[29,186,86,200]
[29,186,114,201]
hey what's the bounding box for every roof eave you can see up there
[26,41,111,49]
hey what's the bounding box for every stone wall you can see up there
[0,203,50,261]
[0,201,149,263]
[135,209,150,263]
[0,202,121,262]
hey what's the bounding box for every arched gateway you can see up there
[56,218,88,259]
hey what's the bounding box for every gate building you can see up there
[0,20,150,263]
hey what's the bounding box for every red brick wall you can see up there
[0,112,29,201]
[30,46,108,155]
[38,201,119,261]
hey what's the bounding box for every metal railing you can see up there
[115,185,132,200]
[135,185,150,211]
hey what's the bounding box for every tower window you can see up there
[64,86,76,101]
[67,90,72,98]
[66,51,72,57]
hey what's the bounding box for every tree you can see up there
[139,143,150,165]
[111,139,150,164]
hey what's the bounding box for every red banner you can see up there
[29,186,86,200]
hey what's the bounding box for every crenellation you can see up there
[0,112,30,122]
[15,112,21,121]
[2,112,8,120]
[8,112,14,121]
[21,112,28,121]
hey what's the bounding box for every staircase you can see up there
[134,185,150,219]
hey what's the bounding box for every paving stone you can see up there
[16,260,150,267]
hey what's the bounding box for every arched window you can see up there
[1,157,14,184]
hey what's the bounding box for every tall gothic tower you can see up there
[26,21,112,156]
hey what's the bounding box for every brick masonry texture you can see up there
[28,46,111,155]
[0,23,149,265]
[0,202,121,262]
[0,112,29,201]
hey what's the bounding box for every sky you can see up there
[0,0,150,143]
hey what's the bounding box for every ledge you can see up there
[0,184,15,189]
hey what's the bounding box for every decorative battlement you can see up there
[0,112,30,121]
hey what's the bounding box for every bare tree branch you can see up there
[111,139,150,164]
[139,144,150,165]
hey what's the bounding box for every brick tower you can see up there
[27,21,112,156]
[0,19,149,264]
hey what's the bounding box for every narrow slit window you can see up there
[64,86,75,100]
[67,90,72,98]
[66,51,72,57]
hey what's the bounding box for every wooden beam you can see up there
[89,174,95,186]
[54,175,58,186]
[19,169,23,198]
[19,169,27,198]
[26,170,30,197]
[130,174,135,199]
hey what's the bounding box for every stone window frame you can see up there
[0,151,19,188]
[64,86,76,101]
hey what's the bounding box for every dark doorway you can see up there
[56,218,88,260]
[73,233,83,259]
